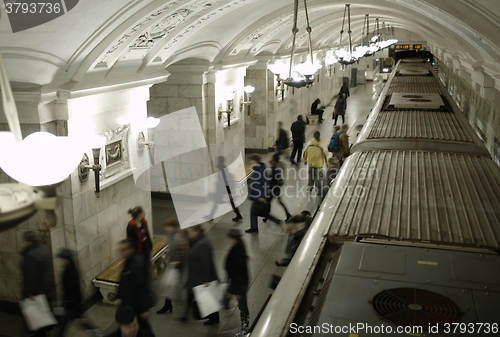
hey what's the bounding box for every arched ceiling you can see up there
[1,0,499,91]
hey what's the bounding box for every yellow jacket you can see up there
[304,139,328,168]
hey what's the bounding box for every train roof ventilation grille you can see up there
[398,69,430,76]
[370,288,461,327]
[389,93,444,109]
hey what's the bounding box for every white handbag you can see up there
[19,294,57,331]
[192,281,225,318]
[158,267,181,301]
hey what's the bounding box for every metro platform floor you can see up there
[0,77,385,337]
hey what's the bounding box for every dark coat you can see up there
[311,100,323,114]
[334,96,347,116]
[21,241,55,301]
[62,260,83,315]
[290,120,306,144]
[249,162,269,201]
[276,128,289,149]
[340,84,350,97]
[168,230,186,269]
[224,242,249,286]
[118,255,153,314]
[105,329,155,337]
[186,232,218,289]
[281,227,308,266]
[127,219,153,257]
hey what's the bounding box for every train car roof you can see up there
[351,61,490,157]
[326,150,500,250]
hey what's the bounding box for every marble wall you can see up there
[437,59,500,166]
[0,85,154,305]
[244,66,272,151]
[66,87,153,300]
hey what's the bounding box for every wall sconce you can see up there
[239,86,255,117]
[218,92,235,128]
[78,135,107,197]
[137,117,160,166]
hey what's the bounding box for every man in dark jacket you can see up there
[290,115,306,165]
[246,155,281,233]
[275,121,289,155]
[106,305,155,337]
[310,98,324,122]
[276,217,308,266]
[182,225,220,325]
[339,81,350,98]
[21,231,55,337]
[118,240,154,333]
[223,229,250,336]
[56,248,102,337]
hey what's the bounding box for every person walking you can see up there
[105,305,155,337]
[321,157,340,200]
[223,229,250,337]
[303,131,328,195]
[333,93,347,125]
[20,231,55,337]
[290,115,306,165]
[181,225,220,325]
[310,98,324,123]
[339,81,350,98]
[275,217,308,267]
[330,123,350,166]
[265,153,291,222]
[117,239,154,333]
[55,248,102,337]
[126,206,153,274]
[246,155,281,233]
[275,122,289,156]
[206,156,243,222]
[157,219,187,315]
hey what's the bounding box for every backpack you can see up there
[328,131,345,152]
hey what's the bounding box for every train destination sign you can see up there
[413,44,422,50]
[396,45,410,50]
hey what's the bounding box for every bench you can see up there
[306,114,319,124]
[92,238,168,304]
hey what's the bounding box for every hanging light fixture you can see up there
[268,0,321,89]
[0,46,90,230]
[336,4,357,65]
[378,21,398,49]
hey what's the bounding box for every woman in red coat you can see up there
[126,206,153,274]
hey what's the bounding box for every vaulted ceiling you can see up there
[1,0,499,91]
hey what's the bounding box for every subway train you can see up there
[249,58,500,336]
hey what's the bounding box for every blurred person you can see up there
[321,157,340,200]
[303,131,328,195]
[126,207,153,274]
[223,229,250,337]
[310,98,324,123]
[20,231,55,337]
[157,219,187,315]
[117,240,154,333]
[290,115,306,165]
[55,248,102,337]
[339,81,350,98]
[333,93,347,125]
[275,217,308,266]
[275,121,289,156]
[180,225,220,325]
[105,305,155,337]
[205,156,243,222]
[331,123,350,166]
[264,153,291,222]
[246,155,281,233]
